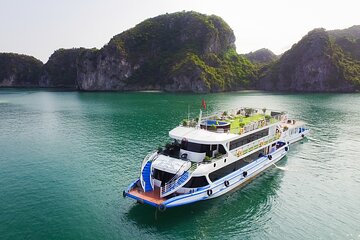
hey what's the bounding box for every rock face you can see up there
[0,53,43,87]
[245,48,278,65]
[1,13,359,93]
[76,11,256,92]
[1,11,256,92]
[40,48,88,88]
[259,27,360,92]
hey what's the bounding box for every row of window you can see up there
[229,129,269,150]
[180,142,227,157]
[154,149,265,189]
[208,149,264,182]
[181,142,210,153]
[183,176,209,188]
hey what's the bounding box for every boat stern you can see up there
[123,180,166,208]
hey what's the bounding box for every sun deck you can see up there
[181,108,284,136]
[225,113,279,134]
[281,120,306,129]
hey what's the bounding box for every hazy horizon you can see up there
[1,0,359,62]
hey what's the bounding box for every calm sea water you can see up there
[0,89,359,240]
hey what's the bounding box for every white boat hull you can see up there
[125,144,288,210]
[286,129,310,145]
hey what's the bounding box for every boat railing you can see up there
[163,159,191,185]
[160,161,197,196]
[181,107,286,135]
[140,151,158,179]
[230,133,281,158]
[201,107,284,121]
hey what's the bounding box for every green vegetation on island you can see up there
[0,12,359,92]
[0,53,43,87]
[81,11,257,92]
[259,27,360,92]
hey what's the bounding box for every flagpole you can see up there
[187,104,190,123]
[201,98,207,130]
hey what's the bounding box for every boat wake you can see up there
[272,163,295,171]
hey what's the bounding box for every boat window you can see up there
[209,149,265,182]
[209,162,237,182]
[229,129,269,150]
[211,145,217,151]
[183,176,209,188]
[219,144,226,154]
[181,141,210,153]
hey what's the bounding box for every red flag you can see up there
[202,99,206,109]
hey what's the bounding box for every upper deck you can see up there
[172,108,285,144]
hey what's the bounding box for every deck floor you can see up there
[128,186,165,205]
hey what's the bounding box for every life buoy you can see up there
[243,171,248,177]
[207,189,213,196]
[224,181,230,187]
[158,204,166,212]
[268,155,272,160]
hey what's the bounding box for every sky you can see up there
[0,0,359,62]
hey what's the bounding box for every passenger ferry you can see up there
[123,108,303,211]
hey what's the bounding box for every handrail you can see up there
[139,151,158,189]
[161,161,197,195]
[181,106,285,136]
[201,107,284,121]
[230,133,281,158]
[161,160,191,192]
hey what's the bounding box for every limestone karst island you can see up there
[1,11,359,92]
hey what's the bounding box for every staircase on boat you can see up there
[141,161,153,192]
[160,162,197,198]
[140,152,158,192]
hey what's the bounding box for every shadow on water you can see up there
[125,157,287,238]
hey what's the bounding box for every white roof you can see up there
[169,126,239,144]
[152,155,190,174]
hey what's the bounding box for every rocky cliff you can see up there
[1,12,359,93]
[0,53,43,87]
[259,27,360,92]
[76,11,256,92]
[40,48,88,88]
[244,48,278,65]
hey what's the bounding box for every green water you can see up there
[0,89,359,240]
